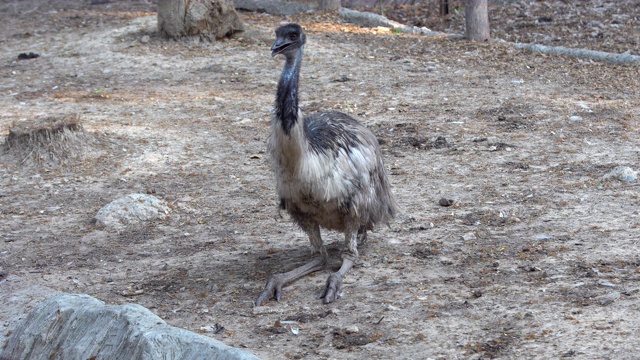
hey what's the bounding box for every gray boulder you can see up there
[1,291,259,360]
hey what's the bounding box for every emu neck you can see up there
[275,47,303,135]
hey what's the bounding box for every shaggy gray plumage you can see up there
[256,23,397,306]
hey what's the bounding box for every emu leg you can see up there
[255,222,326,306]
[320,230,358,304]
[357,227,368,246]
[256,256,325,306]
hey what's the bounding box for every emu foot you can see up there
[319,256,354,304]
[255,257,326,306]
[320,273,344,304]
[255,273,287,306]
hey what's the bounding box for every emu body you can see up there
[256,24,396,305]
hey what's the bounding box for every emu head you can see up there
[271,23,306,58]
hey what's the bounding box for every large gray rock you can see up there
[233,0,312,15]
[1,290,259,360]
[0,275,60,340]
[95,193,171,229]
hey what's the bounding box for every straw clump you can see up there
[3,115,94,167]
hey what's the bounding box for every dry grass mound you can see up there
[2,115,95,167]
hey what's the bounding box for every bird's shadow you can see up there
[134,236,348,305]
[253,242,345,277]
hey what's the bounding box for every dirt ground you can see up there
[1,0,639,359]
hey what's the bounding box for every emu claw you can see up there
[256,274,286,306]
[320,273,343,304]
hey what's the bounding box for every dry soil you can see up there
[1,1,639,359]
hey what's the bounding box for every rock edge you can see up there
[1,278,259,360]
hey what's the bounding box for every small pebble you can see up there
[17,52,39,60]
[597,279,616,288]
[439,257,453,265]
[385,304,400,311]
[462,232,477,241]
[140,35,150,43]
[200,325,215,333]
[594,291,620,305]
[329,308,341,316]
[569,115,583,121]
[438,198,454,207]
[345,325,359,334]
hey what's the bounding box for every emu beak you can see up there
[271,39,291,57]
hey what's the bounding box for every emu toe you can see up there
[320,273,344,304]
[255,274,286,306]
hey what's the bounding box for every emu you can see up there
[256,23,397,305]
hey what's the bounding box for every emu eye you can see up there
[291,34,298,40]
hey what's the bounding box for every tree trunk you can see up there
[439,0,449,16]
[464,0,489,41]
[317,0,341,11]
[157,0,244,40]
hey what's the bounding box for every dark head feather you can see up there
[272,24,306,58]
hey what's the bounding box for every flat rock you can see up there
[95,193,171,229]
[0,277,259,360]
[603,166,637,182]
